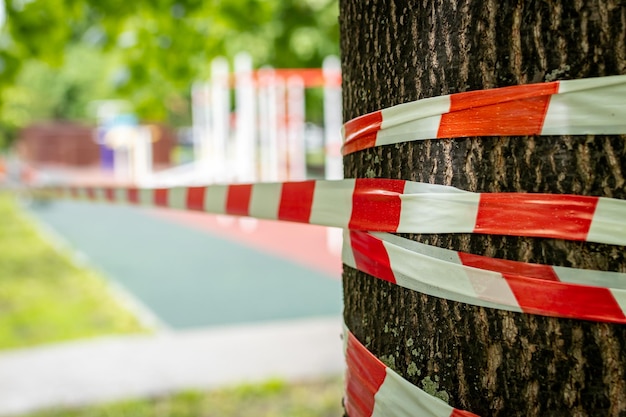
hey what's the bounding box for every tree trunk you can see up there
[340,1,626,416]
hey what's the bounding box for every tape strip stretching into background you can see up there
[40,178,626,245]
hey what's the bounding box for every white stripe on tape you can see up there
[587,197,626,246]
[167,187,187,210]
[377,95,450,147]
[381,236,524,313]
[205,185,227,214]
[138,189,154,207]
[249,182,282,220]
[398,193,480,234]
[114,188,126,204]
[93,187,107,202]
[309,179,356,228]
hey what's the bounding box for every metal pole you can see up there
[211,57,230,183]
[286,76,306,180]
[234,53,257,183]
[323,55,343,181]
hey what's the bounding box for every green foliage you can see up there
[0,43,122,146]
[5,0,75,63]
[0,192,146,350]
[2,45,115,124]
[0,0,339,143]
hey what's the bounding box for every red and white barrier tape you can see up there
[39,178,626,246]
[344,328,478,417]
[364,232,626,289]
[342,74,626,155]
[29,74,626,415]
[340,75,626,414]
[343,230,626,324]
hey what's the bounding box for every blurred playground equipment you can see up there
[9,54,344,253]
[12,53,342,190]
[152,53,343,187]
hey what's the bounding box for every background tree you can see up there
[341,1,626,415]
[0,0,339,147]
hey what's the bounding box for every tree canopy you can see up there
[0,0,339,146]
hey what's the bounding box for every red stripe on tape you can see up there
[127,188,139,204]
[504,273,626,323]
[343,132,378,156]
[451,410,483,417]
[226,184,253,216]
[349,178,405,232]
[438,82,559,138]
[345,332,387,417]
[474,193,599,241]
[342,111,383,155]
[278,181,316,223]
[458,252,560,282]
[104,188,115,202]
[350,231,396,284]
[154,189,168,207]
[186,187,206,211]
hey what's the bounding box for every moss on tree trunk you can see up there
[340,1,626,415]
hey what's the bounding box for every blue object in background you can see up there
[98,114,138,170]
[97,129,114,170]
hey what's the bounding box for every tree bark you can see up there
[340,1,626,416]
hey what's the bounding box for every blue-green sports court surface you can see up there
[28,199,343,329]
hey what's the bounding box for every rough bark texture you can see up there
[340,1,626,416]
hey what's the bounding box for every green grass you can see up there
[24,377,344,417]
[0,191,146,350]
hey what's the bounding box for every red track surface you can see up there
[148,208,343,278]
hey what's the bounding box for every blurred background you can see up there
[0,1,346,416]
[0,0,339,143]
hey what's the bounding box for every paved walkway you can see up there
[0,317,345,416]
